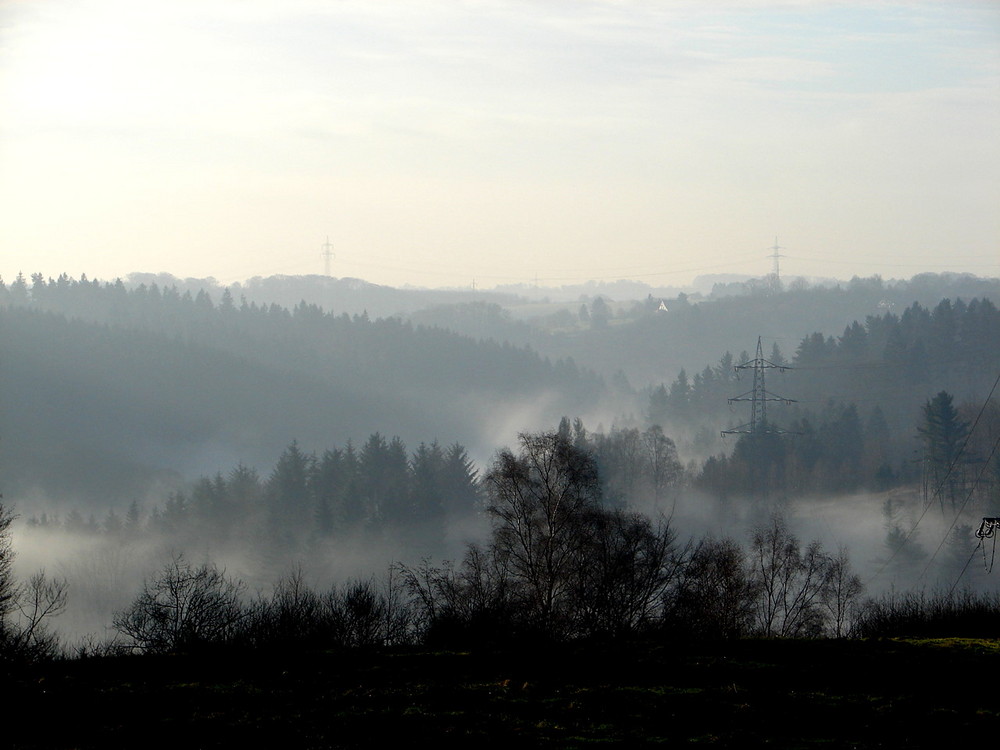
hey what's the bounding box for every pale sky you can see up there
[1,0,998,289]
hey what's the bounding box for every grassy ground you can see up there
[5,637,999,748]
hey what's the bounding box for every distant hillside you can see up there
[3,270,996,510]
[127,272,526,319]
[0,275,603,508]
[467,273,1000,388]
[120,272,1000,393]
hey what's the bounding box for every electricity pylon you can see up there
[767,236,785,293]
[768,236,784,280]
[721,336,797,437]
[321,236,335,277]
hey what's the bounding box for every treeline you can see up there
[27,419,687,550]
[1,272,602,403]
[400,431,861,644]
[12,429,1000,663]
[131,271,528,319]
[92,431,869,657]
[522,272,1000,385]
[656,297,999,433]
[0,273,603,505]
[695,404,898,499]
[28,435,481,553]
[695,392,999,504]
[652,297,1000,498]
[100,540,1000,658]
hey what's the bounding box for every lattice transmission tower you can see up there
[769,236,784,280]
[767,236,785,293]
[721,336,797,437]
[321,236,335,277]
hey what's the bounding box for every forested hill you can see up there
[3,270,997,509]
[523,273,1000,388]
[656,295,1000,431]
[0,274,603,507]
[31,271,998,394]
[654,296,1000,500]
[127,272,527,319]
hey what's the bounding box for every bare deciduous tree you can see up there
[13,571,69,658]
[573,511,683,637]
[403,430,683,641]
[0,504,16,629]
[1,505,69,660]
[113,555,245,653]
[328,571,412,649]
[666,537,758,639]
[750,515,833,638]
[399,544,514,646]
[485,430,601,633]
[821,546,864,638]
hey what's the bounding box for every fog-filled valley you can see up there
[4,0,998,741]
[2,270,999,652]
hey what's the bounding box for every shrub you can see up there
[664,537,758,640]
[1,504,69,662]
[852,588,1000,639]
[113,555,246,654]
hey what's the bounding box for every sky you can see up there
[1,0,998,290]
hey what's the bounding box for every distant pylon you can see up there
[321,236,335,277]
[721,336,797,437]
[769,236,784,280]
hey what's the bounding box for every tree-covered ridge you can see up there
[1,272,602,400]
[651,297,1000,500]
[36,436,484,551]
[0,274,604,506]
[4,271,996,510]
[518,272,1000,384]
[26,419,686,549]
[656,296,999,432]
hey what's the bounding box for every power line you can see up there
[922,432,1000,583]
[948,544,983,596]
[868,370,1000,585]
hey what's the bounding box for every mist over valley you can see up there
[3,1,999,743]
[1,269,998,650]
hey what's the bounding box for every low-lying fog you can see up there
[12,484,996,650]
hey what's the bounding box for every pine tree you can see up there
[918,391,972,509]
[409,441,446,522]
[267,441,315,538]
[441,443,481,518]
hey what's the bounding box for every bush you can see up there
[240,569,414,651]
[664,537,758,640]
[852,588,1000,639]
[1,505,68,662]
[113,555,246,654]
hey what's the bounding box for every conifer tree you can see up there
[918,391,972,508]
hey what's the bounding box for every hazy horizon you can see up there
[2,1,997,289]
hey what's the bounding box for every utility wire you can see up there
[918,370,1000,579]
[948,543,983,597]
[927,432,1000,584]
[867,370,1000,586]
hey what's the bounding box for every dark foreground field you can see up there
[5,638,999,748]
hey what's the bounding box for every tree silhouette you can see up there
[267,441,315,540]
[484,430,602,633]
[113,555,245,654]
[918,390,971,508]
